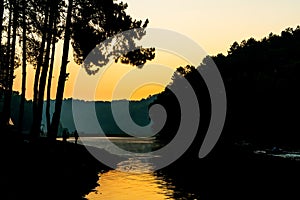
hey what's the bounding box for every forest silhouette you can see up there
[152,27,300,200]
[153,26,300,155]
[0,0,155,139]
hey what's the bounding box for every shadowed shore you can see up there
[1,131,299,200]
[1,133,111,200]
[159,142,300,199]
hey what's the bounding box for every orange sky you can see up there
[12,0,300,101]
[13,48,190,101]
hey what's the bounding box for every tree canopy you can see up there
[153,26,300,151]
[0,0,155,138]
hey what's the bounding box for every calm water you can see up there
[85,161,175,199]
[67,137,197,200]
[65,137,300,199]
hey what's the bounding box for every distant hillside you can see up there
[60,97,156,136]
[9,94,157,137]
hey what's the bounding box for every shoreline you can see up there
[2,133,299,199]
[1,135,111,200]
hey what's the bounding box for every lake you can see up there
[65,137,300,199]
[66,137,199,199]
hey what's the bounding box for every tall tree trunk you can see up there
[0,0,4,51]
[18,0,26,133]
[35,1,56,137]
[7,0,18,116]
[31,1,49,138]
[46,10,58,134]
[49,0,73,139]
[0,0,4,109]
[1,1,13,128]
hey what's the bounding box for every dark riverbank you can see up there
[159,143,300,199]
[1,132,299,199]
[1,134,110,200]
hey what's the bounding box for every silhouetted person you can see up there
[74,130,79,145]
[62,129,68,143]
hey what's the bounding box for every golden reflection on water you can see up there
[85,159,175,200]
[82,138,178,199]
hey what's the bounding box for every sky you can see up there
[125,0,300,55]
[12,0,300,101]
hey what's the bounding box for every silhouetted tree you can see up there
[1,0,20,128]
[151,64,211,159]
[49,0,155,138]
[0,0,4,98]
[34,0,60,138]
[46,6,59,134]
[49,0,73,139]
[0,0,4,52]
[213,26,300,146]
[30,0,64,138]
[153,25,300,152]
[3,0,156,139]
[18,0,27,132]
[31,0,50,137]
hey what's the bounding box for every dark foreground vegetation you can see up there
[0,136,111,200]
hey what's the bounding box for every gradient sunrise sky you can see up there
[13,0,300,101]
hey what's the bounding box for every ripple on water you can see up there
[85,159,175,200]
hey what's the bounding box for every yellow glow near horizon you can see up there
[130,84,165,100]
[74,50,190,101]
[13,49,189,101]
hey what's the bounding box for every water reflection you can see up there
[85,159,175,200]
[76,137,198,199]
